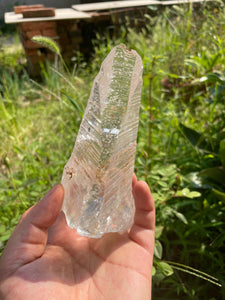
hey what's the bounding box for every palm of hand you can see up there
[0,178,154,300]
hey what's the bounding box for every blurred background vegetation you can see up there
[0,1,225,299]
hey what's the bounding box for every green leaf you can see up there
[152,269,166,283]
[158,181,168,188]
[205,72,225,84]
[176,188,201,198]
[172,209,188,224]
[147,5,158,11]
[187,191,201,198]
[177,187,190,196]
[155,225,164,239]
[212,189,225,203]
[154,240,163,259]
[198,76,208,82]
[219,139,225,169]
[152,265,156,276]
[157,165,177,177]
[0,225,5,234]
[179,123,212,151]
[157,261,174,277]
[0,232,11,242]
[199,167,225,187]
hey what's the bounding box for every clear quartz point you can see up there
[61,44,143,238]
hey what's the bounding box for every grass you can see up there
[1,2,225,299]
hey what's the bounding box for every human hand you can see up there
[0,175,155,300]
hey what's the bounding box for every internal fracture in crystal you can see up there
[61,44,143,238]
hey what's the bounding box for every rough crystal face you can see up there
[61,44,143,238]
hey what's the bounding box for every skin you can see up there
[0,175,155,300]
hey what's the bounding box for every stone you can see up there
[61,44,143,238]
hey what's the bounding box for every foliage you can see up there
[1,2,225,299]
[0,30,26,74]
[32,36,61,56]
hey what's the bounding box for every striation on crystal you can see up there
[61,44,143,238]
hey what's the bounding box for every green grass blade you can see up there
[165,261,222,287]
[62,92,84,117]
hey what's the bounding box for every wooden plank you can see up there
[161,0,212,5]
[5,8,90,24]
[72,1,161,12]
[5,0,215,24]
[73,0,213,12]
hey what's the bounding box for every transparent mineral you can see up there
[61,44,143,238]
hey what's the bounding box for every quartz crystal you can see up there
[61,44,143,238]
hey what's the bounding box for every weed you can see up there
[0,3,225,299]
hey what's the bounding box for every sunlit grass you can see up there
[0,3,225,298]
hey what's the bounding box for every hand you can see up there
[0,175,155,300]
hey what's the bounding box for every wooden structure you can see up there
[5,0,214,76]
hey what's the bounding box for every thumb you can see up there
[0,184,64,275]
